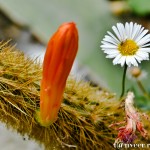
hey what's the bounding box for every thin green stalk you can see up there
[120,64,128,98]
[136,79,149,98]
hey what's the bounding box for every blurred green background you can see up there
[0,0,150,99]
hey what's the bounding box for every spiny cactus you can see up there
[0,41,149,150]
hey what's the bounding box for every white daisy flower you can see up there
[100,22,150,67]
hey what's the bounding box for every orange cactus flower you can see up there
[36,22,78,126]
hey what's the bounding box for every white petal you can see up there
[103,35,118,45]
[137,34,150,46]
[125,22,129,35]
[131,23,144,40]
[141,43,150,47]
[112,54,122,65]
[126,56,138,67]
[118,56,126,67]
[135,26,144,40]
[106,53,118,58]
[112,26,122,41]
[102,37,118,45]
[107,31,120,44]
[101,48,118,51]
[101,45,117,48]
[129,22,133,38]
[139,48,150,53]
[136,51,149,60]
[117,23,125,41]
[131,23,138,39]
[126,57,132,67]
[135,29,148,43]
[131,57,138,66]
[103,49,119,54]
[134,55,142,63]
[133,25,143,40]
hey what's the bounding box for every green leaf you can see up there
[128,0,150,16]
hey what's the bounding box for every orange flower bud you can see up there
[36,22,78,126]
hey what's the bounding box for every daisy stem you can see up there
[120,64,127,98]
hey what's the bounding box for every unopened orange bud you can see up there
[36,22,78,126]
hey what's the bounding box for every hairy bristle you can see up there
[0,41,149,150]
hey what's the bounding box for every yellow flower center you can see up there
[118,39,139,56]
